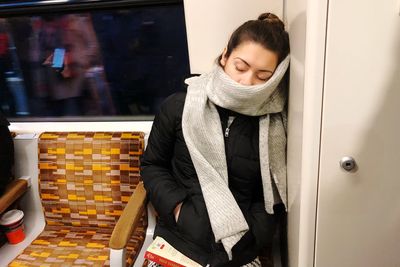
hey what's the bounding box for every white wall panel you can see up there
[286,1,307,266]
[0,136,45,266]
[284,1,400,266]
[315,0,400,266]
[9,121,153,146]
[286,0,329,266]
[183,0,283,74]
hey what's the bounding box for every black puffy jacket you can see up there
[141,92,284,266]
[0,111,14,196]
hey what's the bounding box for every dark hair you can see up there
[218,12,289,66]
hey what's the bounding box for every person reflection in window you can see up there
[30,14,115,116]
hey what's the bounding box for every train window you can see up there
[0,0,190,121]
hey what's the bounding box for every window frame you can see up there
[0,0,183,17]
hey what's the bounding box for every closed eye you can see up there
[233,58,249,71]
[257,74,272,81]
[235,66,246,72]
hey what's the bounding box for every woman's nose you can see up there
[239,72,254,86]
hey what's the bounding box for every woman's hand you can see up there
[174,202,183,222]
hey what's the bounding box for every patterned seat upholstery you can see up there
[10,132,147,267]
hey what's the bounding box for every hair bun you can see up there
[258,12,285,30]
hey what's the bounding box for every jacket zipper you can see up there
[224,116,235,138]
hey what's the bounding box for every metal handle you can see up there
[340,156,357,171]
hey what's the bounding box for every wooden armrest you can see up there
[0,178,28,214]
[109,181,147,249]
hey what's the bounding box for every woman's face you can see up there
[220,41,278,86]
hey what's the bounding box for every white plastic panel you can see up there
[9,121,153,147]
[0,135,45,266]
[133,204,157,267]
[286,0,329,266]
[183,0,283,74]
[285,1,307,267]
[315,0,400,266]
[10,121,153,135]
[110,248,126,267]
[398,0,400,15]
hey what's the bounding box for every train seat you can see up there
[9,132,148,267]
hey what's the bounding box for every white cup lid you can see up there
[0,209,24,225]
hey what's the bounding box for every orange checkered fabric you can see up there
[10,132,147,267]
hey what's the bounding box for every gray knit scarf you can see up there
[182,55,290,261]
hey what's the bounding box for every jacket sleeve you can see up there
[248,202,279,251]
[0,111,10,126]
[141,94,187,227]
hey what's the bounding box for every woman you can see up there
[141,12,290,267]
[0,111,14,196]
